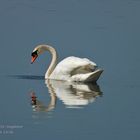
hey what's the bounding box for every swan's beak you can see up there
[31,54,38,64]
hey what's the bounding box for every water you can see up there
[0,0,140,140]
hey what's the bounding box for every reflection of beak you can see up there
[31,55,38,64]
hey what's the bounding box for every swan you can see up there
[31,44,103,82]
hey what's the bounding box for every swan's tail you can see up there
[84,69,103,82]
[71,69,103,82]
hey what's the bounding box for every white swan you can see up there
[31,44,103,82]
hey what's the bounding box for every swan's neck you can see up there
[41,45,57,78]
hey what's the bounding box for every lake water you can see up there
[0,0,140,140]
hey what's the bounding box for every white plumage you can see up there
[49,56,98,81]
[31,45,103,82]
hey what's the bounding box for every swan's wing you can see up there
[56,56,97,73]
[50,56,97,81]
[66,56,97,68]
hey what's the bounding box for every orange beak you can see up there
[31,55,38,64]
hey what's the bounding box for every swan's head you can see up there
[31,45,46,64]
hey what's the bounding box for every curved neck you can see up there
[40,45,57,78]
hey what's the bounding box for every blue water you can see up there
[0,0,140,140]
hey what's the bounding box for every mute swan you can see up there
[31,44,103,82]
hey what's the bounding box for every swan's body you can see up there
[31,44,103,82]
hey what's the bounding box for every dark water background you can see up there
[0,0,140,140]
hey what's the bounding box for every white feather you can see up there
[32,45,103,82]
[49,56,98,81]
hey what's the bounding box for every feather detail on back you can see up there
[49,56,98,81]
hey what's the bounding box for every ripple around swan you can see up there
[7,75,45,80]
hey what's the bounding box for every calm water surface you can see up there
[0,0,140,140]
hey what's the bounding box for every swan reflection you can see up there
[30,80,102,112]
[30,90,56,112]
[46,80,102,109]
